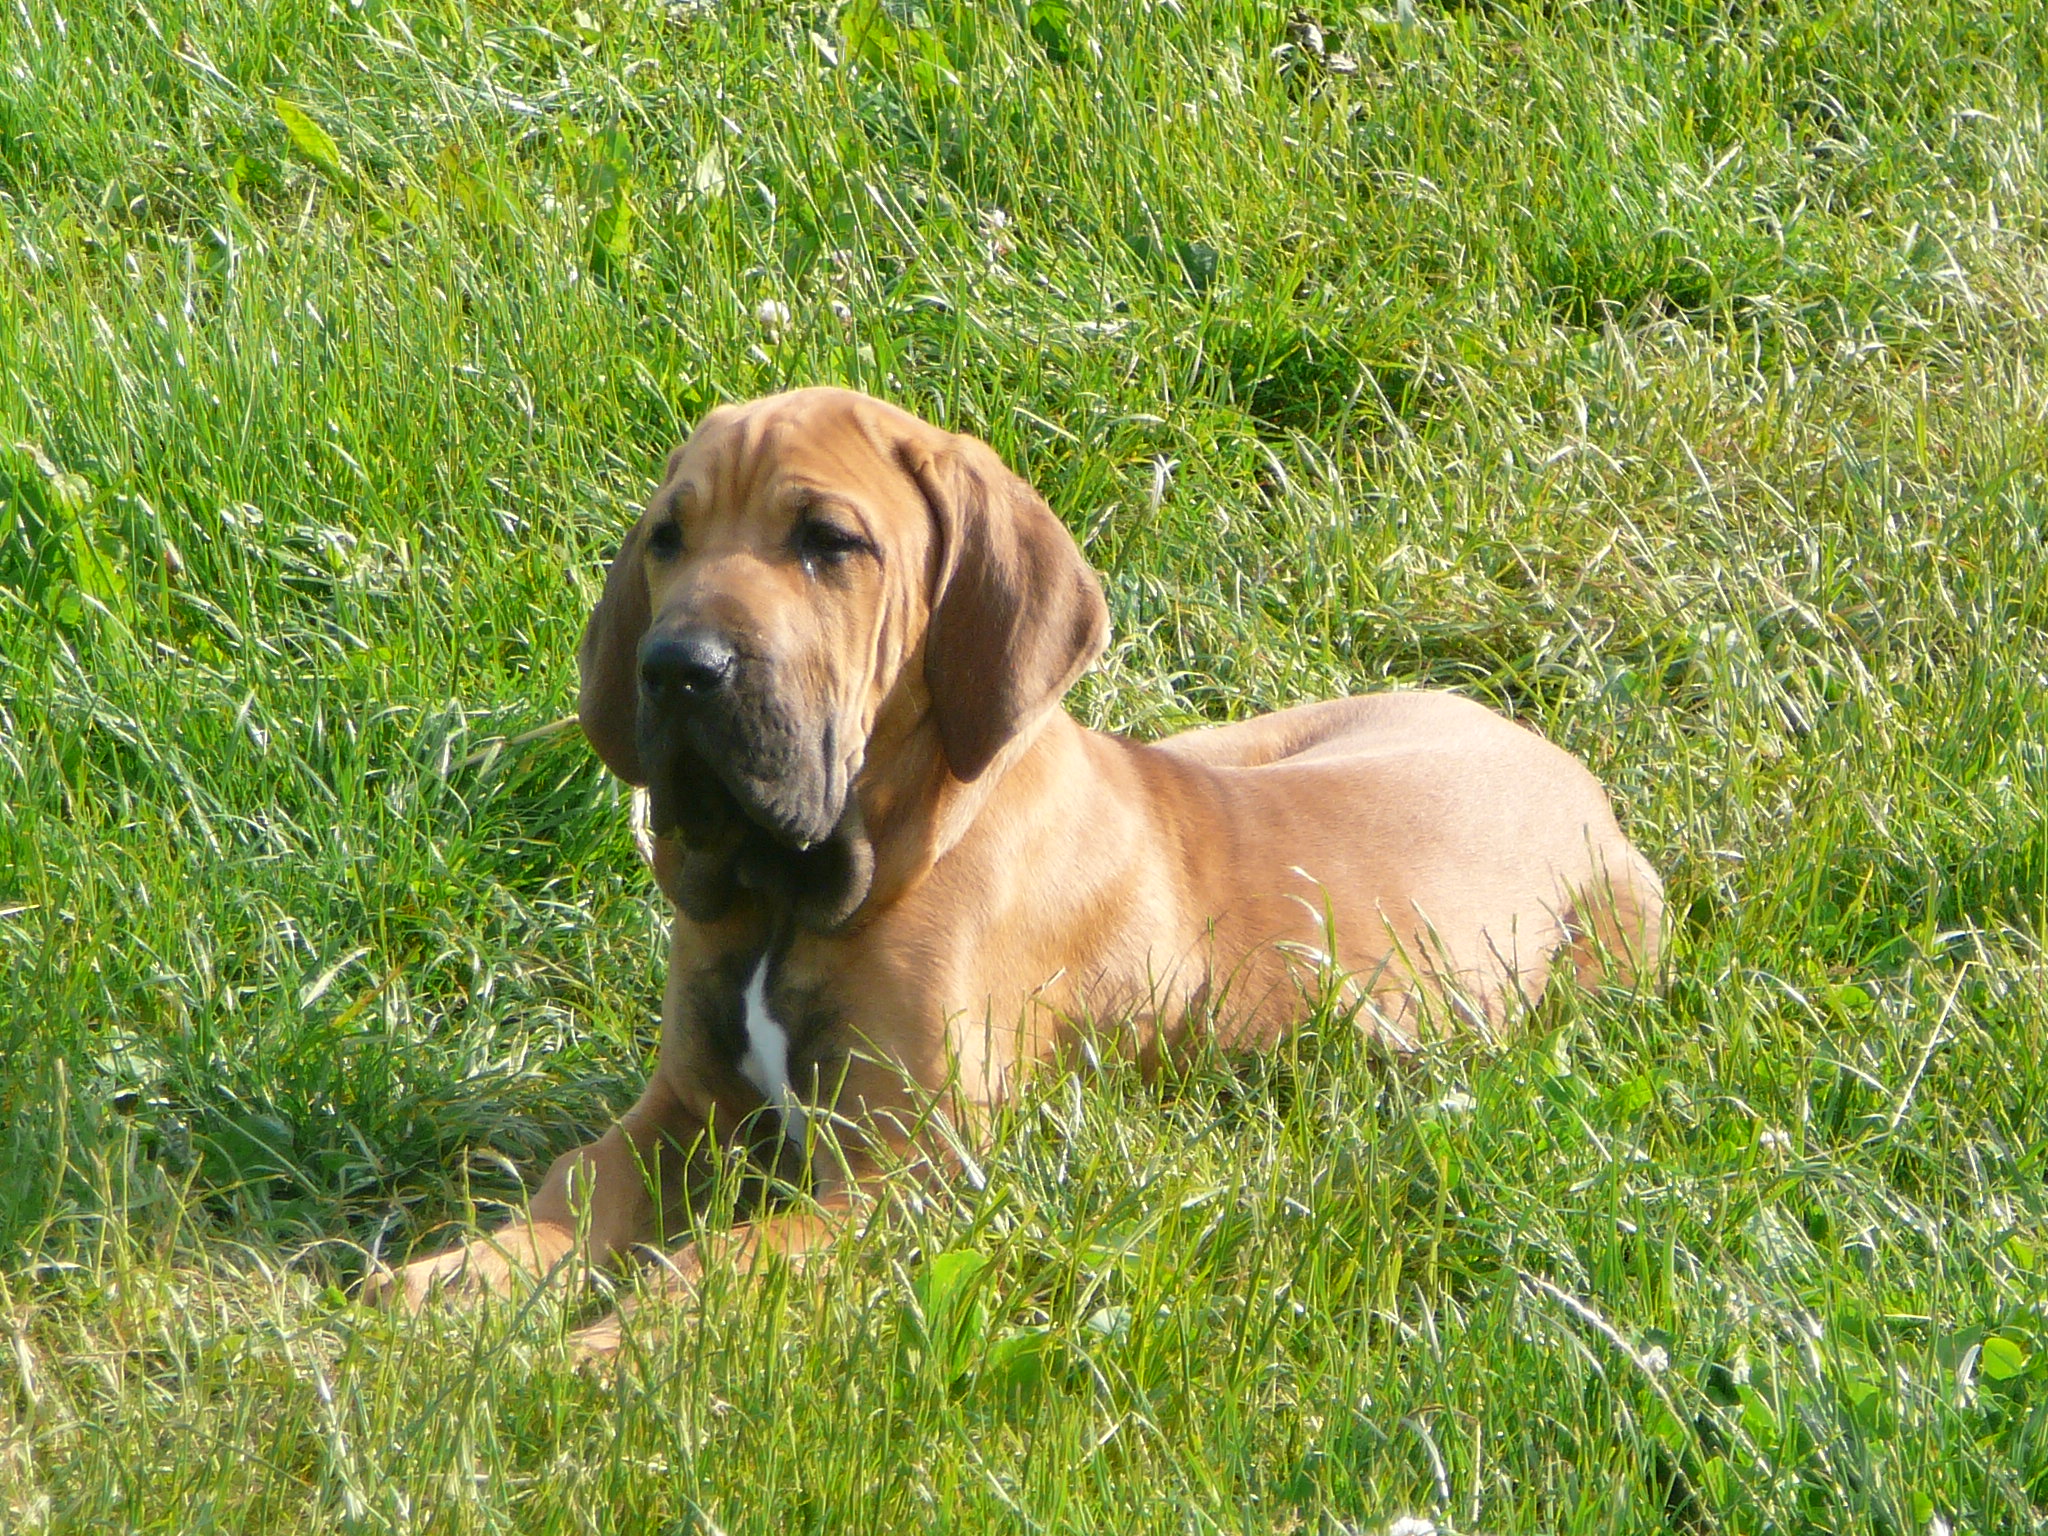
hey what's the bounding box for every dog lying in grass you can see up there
[367,387,1662,1349]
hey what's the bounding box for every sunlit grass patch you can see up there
[5,0,2048,1528]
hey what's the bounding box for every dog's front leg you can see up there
[565,1094,946,1357]
[365,1073,712,1313]
[564,1196,859,1358]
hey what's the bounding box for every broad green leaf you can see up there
[910,1249,990,1382]
[914,1248,988,1320]
[273,97,350,185]
[587,188,635,279]
[982,1328,1053,1405]
[1028,0,1076,61]
[65,518,128,611]
[1822,982,1875,1019]
[1979,1335,2029,1382]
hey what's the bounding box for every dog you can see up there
[367,386,1662,1346]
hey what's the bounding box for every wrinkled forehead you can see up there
[665,389,935,524]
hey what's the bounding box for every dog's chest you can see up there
[685,941,841,1135]
[735,954,799,1134]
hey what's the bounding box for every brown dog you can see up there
[368,387,1661,1342]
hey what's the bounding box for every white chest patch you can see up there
[738,955,805,1145]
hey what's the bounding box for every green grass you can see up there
[4,0,2048,1528]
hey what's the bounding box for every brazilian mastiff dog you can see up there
[369,387,1662,1347]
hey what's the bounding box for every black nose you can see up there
[639,627,738,698]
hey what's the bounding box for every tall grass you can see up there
[3,0,2046,1529]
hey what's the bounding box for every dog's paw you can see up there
[567,1309,628,1363]
[562,1243,705,1363]
[359,1245,516,1314]
[360,1226,574,1314]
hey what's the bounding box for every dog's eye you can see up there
[796,518,872,567]
[647,520,684,560]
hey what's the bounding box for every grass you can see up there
[3,0,2047,1528]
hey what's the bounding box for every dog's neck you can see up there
[845,695,1083,916]
[656,696,1113,944]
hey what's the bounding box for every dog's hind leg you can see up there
[1559,848,1665,993]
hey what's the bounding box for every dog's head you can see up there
[578,387,1108,928]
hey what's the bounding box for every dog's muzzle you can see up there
[633,626,874,929]
[634,625,847,854]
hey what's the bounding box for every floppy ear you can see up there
[903,434,1110,782]
[577,516,652,784]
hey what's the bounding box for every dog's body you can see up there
[370,388,1661,1338]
